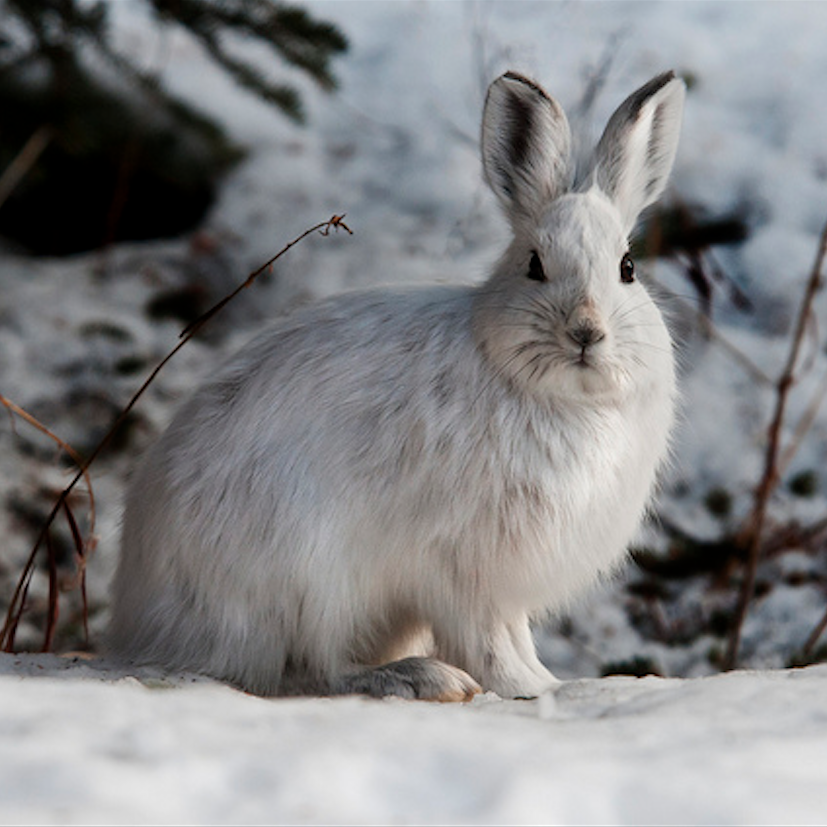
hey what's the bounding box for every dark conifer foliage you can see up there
[0,0,348,254]
[148,0,348,123]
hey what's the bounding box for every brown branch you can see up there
[778,368,827,479]
[723,216,827,670]
[179,214,352,339]
[43,531,59,653]
[0,215,352,652]
[0,127,52,211]
[0,395,97,651]
[61,497,89,645]
[803,606,827,659]
[663,291,773,387]
[0,394,97,540]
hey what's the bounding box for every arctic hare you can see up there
[110,71,684,700]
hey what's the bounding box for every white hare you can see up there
[110,71,685,700]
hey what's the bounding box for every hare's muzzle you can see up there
[566,321,605,350]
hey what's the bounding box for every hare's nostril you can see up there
[567,324,605,349]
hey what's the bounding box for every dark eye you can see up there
[620,252,635,284]
[527,251,546,282]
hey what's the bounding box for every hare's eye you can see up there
[527,251,547,282]
[620,252,635,284]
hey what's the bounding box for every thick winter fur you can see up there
[109,71,685,700]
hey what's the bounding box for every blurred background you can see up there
[1,0,827,679]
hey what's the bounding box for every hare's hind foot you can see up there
[333,657,481,702]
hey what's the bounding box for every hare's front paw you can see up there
[334,657,481,702]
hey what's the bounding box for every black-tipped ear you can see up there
[481,72,573,225]
[589,72,686,234]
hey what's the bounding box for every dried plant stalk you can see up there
[1,215,352,652]
[0,127,52,211]
[723,217,827,670]
[0,394,96,651]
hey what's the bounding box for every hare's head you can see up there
[473,71,684,404]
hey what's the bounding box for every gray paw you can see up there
[334,657,481,702]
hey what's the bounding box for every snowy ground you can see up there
[2,1,827,824]
[3,653,827,826]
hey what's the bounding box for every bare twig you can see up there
[778,368,827,478]
[179,214,352,338]
[43,530,59,653]
[803,606,827,659]
[723,217,827,670]
[0,215,352,652]
[0,394,97,651]
[663,290,773,386]
[0,127,52,211]
[0,394,97,531]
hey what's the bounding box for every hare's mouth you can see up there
[561,351,621,398]
[569,345,601,372]
[573,350,594,369]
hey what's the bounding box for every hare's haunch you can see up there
[110,71,684,700]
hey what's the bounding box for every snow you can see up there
[3,654,827,826]
[2,1,827,823]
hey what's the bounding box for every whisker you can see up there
[610,299,656,325]
[467,343,547,410]
[619,341,674,356]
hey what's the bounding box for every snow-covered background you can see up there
[2,1,827,823]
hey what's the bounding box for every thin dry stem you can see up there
[665,291,773,387]
[778,369,827,479]
[1,214,352,652]
[0,395,96,651]
[803,606,827,658]
[723,217,827,670]
[0,394,97,537]
[179,214,352,338]
[0,127,52,211]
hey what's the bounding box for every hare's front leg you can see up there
[332,657,481,702]
[441,616,558,699]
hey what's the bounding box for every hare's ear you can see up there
[590,71,685,235]
[482,72,572,224]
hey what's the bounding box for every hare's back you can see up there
[151,285,481,491]
[206,285,476,418]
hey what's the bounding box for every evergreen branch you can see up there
[2,1,346,124]
[182,20,304,121]
[149,0,347,91]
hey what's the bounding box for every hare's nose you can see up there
[567,322,605,349]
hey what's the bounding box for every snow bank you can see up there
[2,654,825,826]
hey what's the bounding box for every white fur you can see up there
[109,71,685,700]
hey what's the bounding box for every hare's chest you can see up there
[502,408,664,602]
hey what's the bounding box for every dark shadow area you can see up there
[0,68,243,255]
